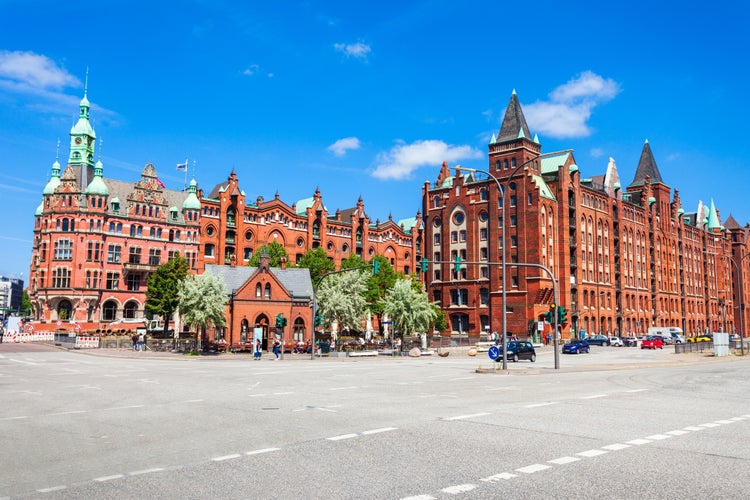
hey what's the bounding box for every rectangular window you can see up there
[451,231,458,243]
[168,250,179,261]
[54,239,73,260]
[480,266,489,278]
[127,274,140,291]
[510,215,517,227]
[480,228,488,240]
[434,233,441,245]
[149,248,161,266]
[510,195,517,207]
[52,268,71,288]
[106,272,119,290]
[108,244,121,263]
[459,230,466,242]
[511,235,518,247]
[480,247,488,260]
[87,242,101,262]
[129,246,142,264]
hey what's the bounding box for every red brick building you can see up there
[29,92,201,328]
[422,91,747,342]
[197,170,422,275]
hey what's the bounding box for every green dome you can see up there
[182,178,201,210]
[35,201,44,216]
[43,159,61,195]
[85,160,109,195]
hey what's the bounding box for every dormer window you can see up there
[112,201,120,212]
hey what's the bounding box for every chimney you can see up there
[259,252,270,271]
[280,256,287,269]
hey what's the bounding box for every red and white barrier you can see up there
[1,331,55,343]
[74,336,100,349]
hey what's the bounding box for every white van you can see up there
[647,327,684,344]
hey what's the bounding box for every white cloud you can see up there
[242,64,273,78]
[372,140,482,180]
[334,41,372,60]
[524,71,621,139]
[327,137,361,156]
[590,147,605,158]
[0,50,80,90]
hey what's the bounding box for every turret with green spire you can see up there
[68,70,96,168]
[182,178,201,210]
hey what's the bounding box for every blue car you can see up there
[562,339,590,354]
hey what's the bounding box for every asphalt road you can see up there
[1,343,748,499]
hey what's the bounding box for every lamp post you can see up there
[729,250,750,355]
[459,155,544,370]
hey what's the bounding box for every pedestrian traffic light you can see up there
[558,306,567,323]
[275,313,283,327]
[314,312,323,327]
[421,258,429,273]
[454,256,462,273]
[373,260,380,274]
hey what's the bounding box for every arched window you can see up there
[293,317,305,342]
[57,300,73,321]
[256,283,262,297]
[102,300,118,322]
[123,301,139,319]
[264,283,271,299]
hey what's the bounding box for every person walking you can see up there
[272,338,281,360]
[254,339,262,360]
[137,332,145,352]
[132,333,138,351]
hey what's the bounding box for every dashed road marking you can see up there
[401,495,436,500]
[683,426,704,431]
[524,402,558,408]
[329,386,359,391]
[715,419,735,425]
[94,474,124,482]
[212,454,242,462]
[626,438,652,445]
[481,472,517,482]
[129,468,165,476]
[602,443,631,451]
[328,428,398,440]
[246,448,280,455]
[516,463,551,474]
[699,422,721,428]
[548,456,580,465]
[665,430,689,436]
[327,433,359,441]
[645,434,672,440]
[441,484,477,494]
[577,449,607,458]
[37,486,66,493]
[443,412,490,421]
[624,389,648,393]
[362,427,397,435]
[580,394,608,399]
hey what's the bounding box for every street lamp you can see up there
[459,155,546,370]
[729,250,750,356]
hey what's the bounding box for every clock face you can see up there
[75,137,82,144]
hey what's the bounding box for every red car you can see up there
[641,336,664,349]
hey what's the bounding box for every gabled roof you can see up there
[205,264,313,299]
[724,214,741,230]
[629,140,665,187]
[531,175,556,201]
[397,217,418,234]
[496,90,532,144]
[540,151,573,175]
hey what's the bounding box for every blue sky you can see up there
[1,0,748,281]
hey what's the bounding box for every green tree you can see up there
[21,290,33,316]
[381,278,437,341]
[248,241,289,267]
[340,253,365,269]
[179,272,228,351]
[364,254,398,322]
[298,247,335,286]
[145,255,189,337]
[317,269,368,344]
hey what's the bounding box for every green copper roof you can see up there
[43,159,62,195]
[85,160,109,195]
[182,178,201,210]
[532,175,556,201]
[295,197,315,216]
[707,199,721,229]
[35,201,43,216]
[540,151,572,175]
[397,216,417,234]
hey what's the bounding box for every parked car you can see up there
[586,334,610,346]
[490,341,536,362]
[609,336,624,347]
[671,333,686,344]
[688,334,712,343]
[622,336,640,347]
[562,339,590,354]
[641,336,664,349]
[729,334,741,342]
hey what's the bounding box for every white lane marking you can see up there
[481,472,517,481]
[181,399,203,404]
[715,419,735,425]
[645,434,672,440]
[443,412,490,421]
[602,443,631,451]
[516,464,551,474]
[249,394,268,397]
[666,430,689,436]
[246,448,281,455]
[37,485,67,493]
[327,433,358,441]
[548,456,580,465]
[0,415,29,421]
[441,484,477,494]
[729,417,745,421]
[47,410,86,416]
[577,449,607,458]
[94,474,124,482]
[104,405,145,411]
[362,427,397,435]
[580,394,607,399]
[699,423,721,428]
[624,389,648,393]
[328,386,359,391]
[684,426,704,431]
[401,495,436,500]
[212,454,242,462]
[524,402,558,408]
[626,438,652,445]
[129,468,165,476]
[9,358,40,365]
[273,392,294,395]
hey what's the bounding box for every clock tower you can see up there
[68,76,96,168]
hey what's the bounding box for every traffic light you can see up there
[546,303,556,323]
[421,258,429,273]
[373,260,380,275]
[558,306,567,323]
[275,313,283,328]
[454,256,462,273]
[314,313,323,327]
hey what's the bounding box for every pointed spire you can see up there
[629,140,664,187]
[44,143,63,195]
[496,91,531,143]
[533,133,540,144]
[707,199,721,230]
[489,133,496,144]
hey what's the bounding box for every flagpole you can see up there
[184,157,188,190]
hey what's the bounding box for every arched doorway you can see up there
[255,314,269,349]
[102,300,118,322]
[57,300,72,322]
[293,317,306,342]
[241,318,250,343]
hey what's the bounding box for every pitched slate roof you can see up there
[629,140,664,187]
[496,91,532,144]
[204,264,313,299]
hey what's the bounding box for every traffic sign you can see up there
[56,321,62,327]
[488,345,500,360]
[74,323,81,332]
